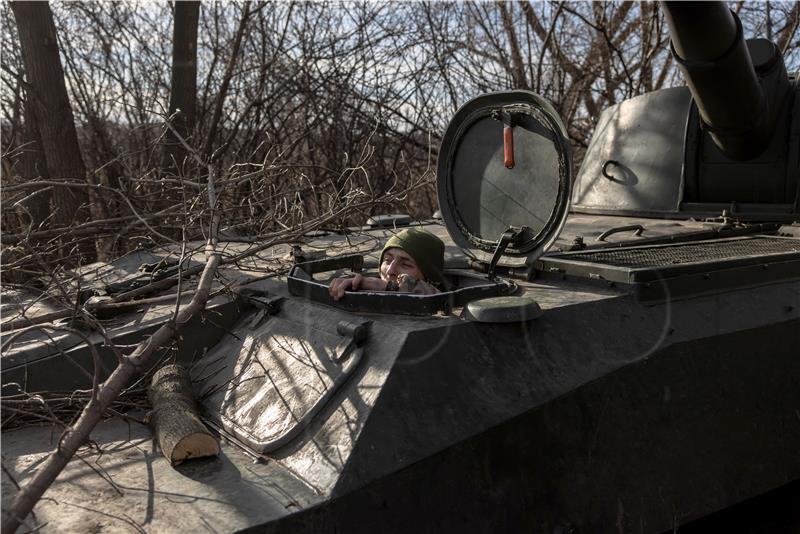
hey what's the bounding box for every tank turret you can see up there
[662,1,791,160]
[572,0,798,221]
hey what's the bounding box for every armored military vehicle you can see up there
[2,2,798,532]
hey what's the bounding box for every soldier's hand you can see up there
[329,275,356,301]
[329,274,387,301]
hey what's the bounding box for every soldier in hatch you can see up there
[329,228,445,300]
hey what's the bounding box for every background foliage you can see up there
[1,1,798,270]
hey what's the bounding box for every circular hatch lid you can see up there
[437,91,572,267]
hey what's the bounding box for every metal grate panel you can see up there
[561,237,800,268]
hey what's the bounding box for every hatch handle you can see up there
[602,159,621,180]
[334,319,371,362]
[596,224,644,242]
[492,109,517,169]
[488,227,527,280]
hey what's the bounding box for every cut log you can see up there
[148,364,220,465]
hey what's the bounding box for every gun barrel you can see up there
[662,1,768,160]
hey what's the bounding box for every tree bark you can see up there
[10,1,88,228]
[162,0,200,173]
[148,364,219,466]
[17,94,51,231]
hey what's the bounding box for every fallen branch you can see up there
[0,289,202,333]
[1,248,220,534]
[0,310,74,334]
[147,364,219,465]
[1,387,150,431]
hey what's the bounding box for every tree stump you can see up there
[148,364,219,466]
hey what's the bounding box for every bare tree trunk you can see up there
[17,95,51,230]
[162,0,200,173]
[10,1,89,230]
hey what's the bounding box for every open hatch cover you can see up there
[437,91,573,270]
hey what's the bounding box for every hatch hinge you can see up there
[236,288,285,328]
[487,227,527,280]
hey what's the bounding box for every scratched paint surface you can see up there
[197,317,343,448]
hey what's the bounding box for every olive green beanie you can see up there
[380,228,445,285]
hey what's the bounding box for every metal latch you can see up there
[487,227,528,280]
[703,208,741,229]
[334,319,371,362]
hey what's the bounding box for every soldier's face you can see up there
[380,248,424,282]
